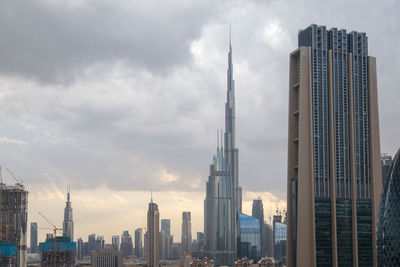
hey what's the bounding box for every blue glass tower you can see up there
[238,213,260,261]
[377,148,400,266]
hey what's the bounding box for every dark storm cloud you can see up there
[0,0,215,83]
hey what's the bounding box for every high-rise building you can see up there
[39,236,76,267]
[238,213,261,261]
[30,222,38,253]
[204,32,239,266]
[77,238,83,260]
[146,199,159,267]
[134,228,143,258]
[120,231,133,258]
[161,219,171,236]
[91,248,123,267]
[88,234,96,254]
[272,215,286,262]
[252,199,266,257]
[181,212,192,254]
[377,148,400,266]
[112,235,120,251]
[95,236,105,252]
[287,24,382,267]
[62,186,74,241]
[0,182,28,267]
[381,153,393,187]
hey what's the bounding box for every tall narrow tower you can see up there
[146,197,159,267]
[181,212,192,254]
[287,24,381,267]
[63,185,74,241]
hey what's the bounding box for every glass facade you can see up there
[378,148,400,266]
[274,222,286,261]
[238,213,260,261]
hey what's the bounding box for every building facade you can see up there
[381,153,393,187]
[39,236,76,267]
[146,200,159,267]
[204,34,240,267]
[120,231,133,258]
[112,235,120,251]
[1,183,28,267]
[62,186,74,241]
[287,24,382,267]
[377,148,400,266]
[91,248,123,267]
[238,213,261,261]
[30,222,38,253]
[134,228,143,258]
[161,219,171,236]
[181,212,192,254]
[252,199,266,257]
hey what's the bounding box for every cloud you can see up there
[0,136,27,145]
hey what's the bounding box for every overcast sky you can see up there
[0,0,399,245]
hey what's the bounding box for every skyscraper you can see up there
[63,186,74,241]
[287,24,382,266]
[161,219,171,237]
[381,153,393,187]
[112,235,120,251]
[30,222,38,253]
[146,199,159,267]
[204,31,239,266]
[252,199,266,257]
[181,212,192,254]
[377,148,400,266]
[134,228,143,258]
[120,231,133,257]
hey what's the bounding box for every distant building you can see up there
[30,222,38,254]
[120,231,133,258]
[377,148,400,266]
[77,237,84,260]
[62,186,74,241]
[1,182,28,267]
[112,235,120,251]
[39,236,76,267]
[381,153,393,187]
[95,236,105,252]
[0,241,17,266]
[272,215,286,262]
[161,219,171,236]
[171,243,181,259]
[252,199,265,257]
[179,253,192,267]
[91,248,122,267]
[238,213,260,261]
[146,199,159,267]
[134,228,143,258]
[88,234,96,253]
[181,212,192,255]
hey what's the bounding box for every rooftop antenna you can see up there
[151,190,153,203]
[229,24,232,48]
[217,129,219,149]
[67,184,70,202]
[221,129,223,150]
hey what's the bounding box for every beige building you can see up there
[146,200,160,267]
[287,24,381,267]
[91,248,122,267]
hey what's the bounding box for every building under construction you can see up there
[39,236,76,267]
[0,181,28,267]
[0,241,17,266]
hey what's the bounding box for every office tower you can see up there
[377,148,400,266]
[0,182,28,267]
[381,153,393,187]
[120,231,133,258]
[39,236,76,266]
[159,230,167,260]
[88,234,96,253]
[91,248,123,267]
[146,199,160,267]
[30,222,38,253]
[77,237,83,260]
[134,228,143,258]
[287,24,382,267]
[204,34,239,266]
[95,236,105,252]
[171,243,181,259]
[63,186,74,241]
[181,212,192,254]
[252,199,266,257]
[161,219,171,237]
[112,235,120,251]
[238,213,261,261]
[273,214,286,262]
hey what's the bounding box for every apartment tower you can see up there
[146,199,159,267]
[181,212,192,254]
[287,24,381,267]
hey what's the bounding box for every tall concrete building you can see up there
[287,24,382,267]
[112,235,120,251]
[62,186,74,241]
[1,182,28,267]
[204,32,239,266]
[146,199,159,267]
[30,222,38,253]
[252,199,266,257]
[181,212,192,254]
[134,228,143,258]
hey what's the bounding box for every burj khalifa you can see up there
[204,32,241,266]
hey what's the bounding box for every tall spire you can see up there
[63,185,74,241]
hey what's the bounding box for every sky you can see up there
[0,0,399,245]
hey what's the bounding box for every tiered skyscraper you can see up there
[63,186,74,241]
[146,198,159,267]
[287,24,382,266]
[204,33,241,266]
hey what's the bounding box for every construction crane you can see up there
[38,212,62,267]
[6,168,23,186]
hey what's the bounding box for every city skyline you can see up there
[0,0,399,249]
